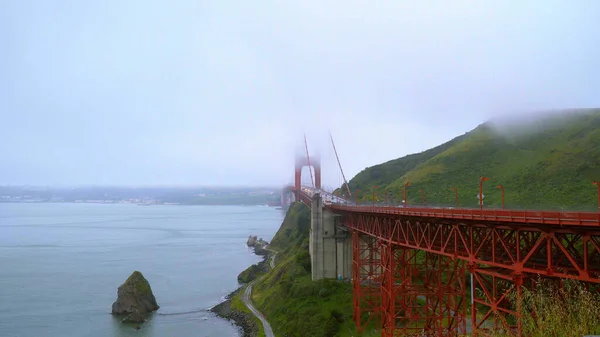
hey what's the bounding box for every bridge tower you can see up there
[294,154,321,199]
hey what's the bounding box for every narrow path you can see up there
[241,250,278,337]
[243,282,274,337]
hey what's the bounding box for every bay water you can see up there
[0,203,284,337]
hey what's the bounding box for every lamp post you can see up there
[419,189,426,206]
[403,181,411,207]
[593,181,600,212]
[355,190,360,206]
[452,187,458,207]
[372,186,379,207]
[497,185,505,209]
[479,176,489,210]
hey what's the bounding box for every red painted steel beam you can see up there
[301,188,600,336]
[328,205,600,227]
[342,213,600,283]
[352,231,381,332]
[342,213,600,337]
[380,244,467,336]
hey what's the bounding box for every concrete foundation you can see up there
[310,193,352,280]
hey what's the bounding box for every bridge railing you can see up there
[300,185,600,215]
[327,204,600,227]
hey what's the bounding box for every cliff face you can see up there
[111,271,159,322]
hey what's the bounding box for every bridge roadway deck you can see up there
[298,189,600,227]
[328,204,600,227]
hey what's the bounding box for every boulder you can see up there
[111,271,159,319]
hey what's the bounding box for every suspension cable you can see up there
[304,134,315,189]
[329,131,352,197]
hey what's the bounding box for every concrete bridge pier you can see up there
[309,193,352,280]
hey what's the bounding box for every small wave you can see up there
[156,309,208,316]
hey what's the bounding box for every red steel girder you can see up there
[297,190,312,207]
[343,213,600,337]
[468,267,525,336]
[343,213,600,283]
[329,204,600,227]
[352,230,382,332]
[380,242,467,337]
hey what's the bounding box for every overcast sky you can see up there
[1,1,599,187]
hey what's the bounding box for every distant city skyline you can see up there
[2,1,599,186]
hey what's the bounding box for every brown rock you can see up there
[111,271,159,318]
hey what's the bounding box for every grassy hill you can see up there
[346,109,600,211]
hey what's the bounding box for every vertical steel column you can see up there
[352,230,362,330]
[380,241,396,337]
[513,274,523,337]
[352,231,381,332]
[391,248,421,335]
[383,249,466,337]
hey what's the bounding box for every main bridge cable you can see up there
[329,131,352,197]
[304,133,315,189]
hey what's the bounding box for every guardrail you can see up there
[327,204,600,227]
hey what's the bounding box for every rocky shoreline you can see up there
[209,235,272,337]
[209,286,259,337]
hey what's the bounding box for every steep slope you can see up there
[347,132,469,193]
[348,109,600,211]
[249,203,378,337]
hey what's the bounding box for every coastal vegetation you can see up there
[491,278,600,337]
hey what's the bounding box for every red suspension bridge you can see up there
[285,134,600,337]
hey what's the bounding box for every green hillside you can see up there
[347,109,600,211]
[239,203,378,337]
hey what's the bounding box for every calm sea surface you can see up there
[0,203,284,337]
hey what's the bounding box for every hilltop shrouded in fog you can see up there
[346,109,600,211]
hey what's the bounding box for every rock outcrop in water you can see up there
[247,235,268,255]
[111,271,159,323]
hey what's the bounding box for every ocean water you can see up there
[0,203,284,337]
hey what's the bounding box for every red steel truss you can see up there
[378,240,467,336]
[342,212,600,336]
[353,231,382,332]
[295,189,600,336]
[330,204,600,227]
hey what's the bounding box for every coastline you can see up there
[209,245,272,337]
[209,286,260,337]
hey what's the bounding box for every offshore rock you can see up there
[122,309,146,323]
[111,271,159,320]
